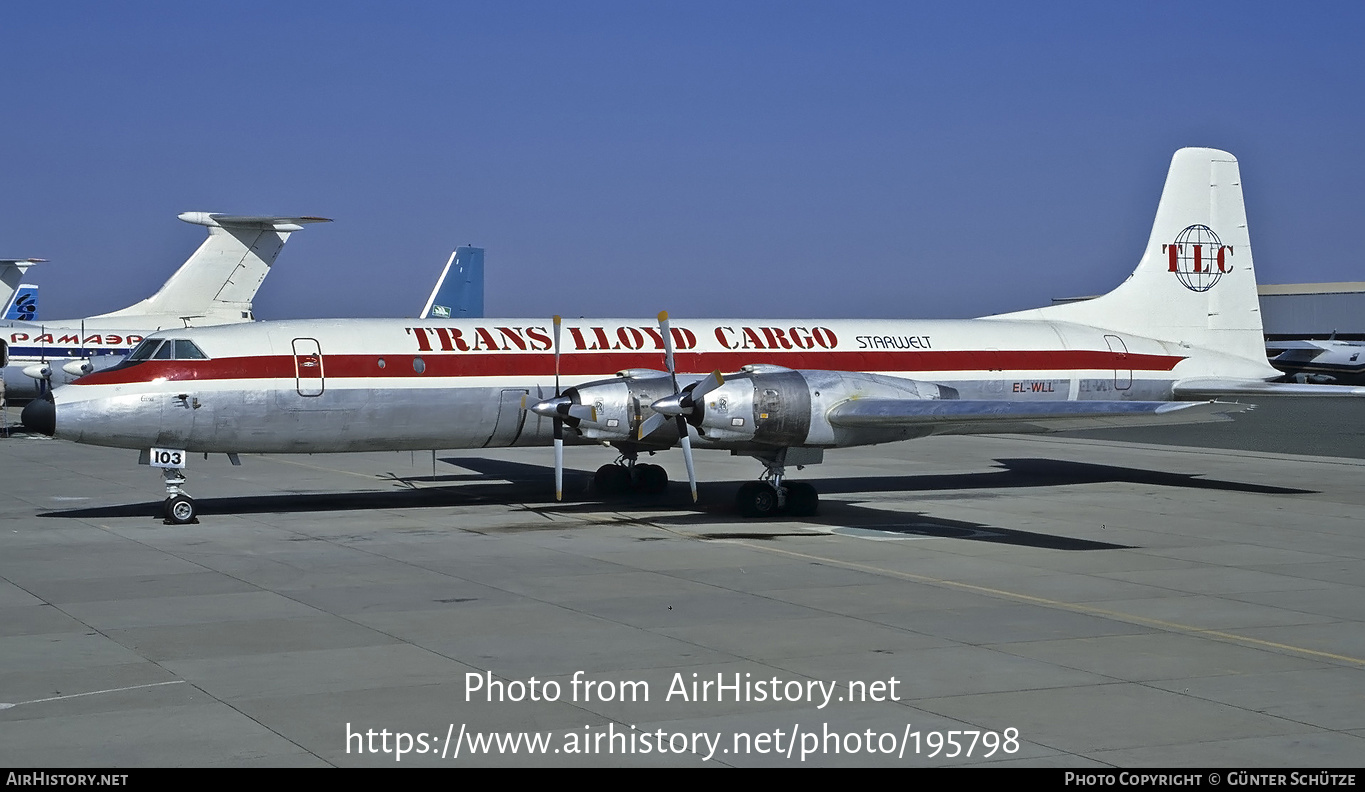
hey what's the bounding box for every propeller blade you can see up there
[552,315,563,397]
[554,432,564,502]
[692,370,726,401]
[657,311,678,393]
[566,404,597,423]
[637,411,669,440]
[677,416,698,503]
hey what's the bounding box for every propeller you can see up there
[21,324,54,397]
[62,319,94,378]
[523,316,595,501]
[635,311,724,503]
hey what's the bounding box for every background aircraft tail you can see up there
[998,148,1273,370]
[3,284,38,321]
[0,259,44,321]
[419,246,484,319]
[94,213,331,325]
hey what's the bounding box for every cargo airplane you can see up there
[25,149,1365,524]
[2,213,329,405]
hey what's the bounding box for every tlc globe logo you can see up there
[1164,224,1232,292]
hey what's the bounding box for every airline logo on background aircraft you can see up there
[8,289,37,321]
[1165,224,1232,292]
[8,331,143,347]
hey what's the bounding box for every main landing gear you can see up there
[161,468,198,525]
[594,453,670,498]
[735,460,818,518]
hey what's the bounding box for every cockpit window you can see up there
[174,340,209,360]
[127,339,163,361]
[123,338,210,363]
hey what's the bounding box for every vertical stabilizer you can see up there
[0,259,44,320]
[420,246,484,319]
[999,148,1272,369]
[3,284,38,321]
[94,213,330,325]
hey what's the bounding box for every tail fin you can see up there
[94,213,331,325]
[0,259,44,321]
[1001,148,1271,368]
[419,246,484,319]
[3,284,38,321]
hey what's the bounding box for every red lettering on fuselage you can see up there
[616,326,645,350]
[525,327,552,351]
[496,327,529,351]
[407,327,433,351]
[715,326,837,351]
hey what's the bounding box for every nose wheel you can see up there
[161,468,199,525]
[164,494,198,525]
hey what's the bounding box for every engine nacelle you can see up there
[63,359,94,377]
[22,363,52,381]
[566,369,676,442]
[690,367,957,447]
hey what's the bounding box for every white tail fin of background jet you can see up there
[996,148,1276,376]
[419,246,484,319]
[94,213,331,325]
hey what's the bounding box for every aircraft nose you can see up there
[21,398,55,436]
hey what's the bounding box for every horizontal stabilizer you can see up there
[1174,379,1365,398]
[827,398,1250,433]
[1268,340,1348,352]
[178,213,332,232]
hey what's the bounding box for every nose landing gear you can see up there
[161,468,198,525]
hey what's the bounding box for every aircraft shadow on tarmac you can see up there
[440,456,1314,498]
[39,456,1313,551]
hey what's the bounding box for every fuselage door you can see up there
[1104,334,1132,391]
[292,337,325,397]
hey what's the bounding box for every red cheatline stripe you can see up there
[75,349,1183,386]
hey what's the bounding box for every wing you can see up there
[826,398,1251,434]
[1174,379,1365,398]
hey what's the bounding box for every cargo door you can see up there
[1105,335,1132,391]
[292,337,325,397]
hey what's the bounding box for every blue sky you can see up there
[4,2,1363,321]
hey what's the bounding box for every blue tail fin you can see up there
[420,246,484,319]
[3,284,38,320]
[1,259,43,320]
